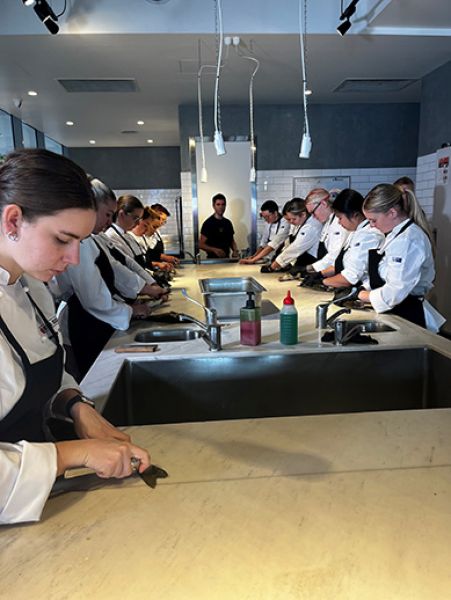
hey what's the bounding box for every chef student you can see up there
[264,198,322,272]
[357,183,445,332]
[149,203,180,266]
[55,181,165,380]
[299,188,349,285]
[320,189,384,289]
[0,149,150,525]
[129,207,173,271]
[104,194,148,268]
[239,200,290,264]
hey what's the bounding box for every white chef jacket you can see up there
[312,214,349,272]
[276,216,322,268]
[55,236,140,342]
[338,220,384,285]
[268,218,291,252]
[365,221,443,331]
[260,217,290,250]
[0,268,79,524]
[101,228,155,285]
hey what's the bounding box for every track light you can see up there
[33,0,59,35]
[337,0,360,36]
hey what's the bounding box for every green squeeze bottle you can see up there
[280,290,298,345]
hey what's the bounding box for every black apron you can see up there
[67,240,117,379]
[0,288,63,443]
[269,218,284,260]
[109,225,147,269]
[368,220,426,328]
[317,214,336,260]
[152,232,164,261]
[141,235,162,266]
[288,221,316,267]
[334,222,369,274]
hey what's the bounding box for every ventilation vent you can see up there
[334,79,417,93]
[57,79,138,93]
[121,130,139,135]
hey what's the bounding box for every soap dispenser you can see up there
[280,290,298,345]
[240,291,261,346]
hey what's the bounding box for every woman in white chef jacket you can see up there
[267,198,322,271]
[320,189,384,288]
[304,188,349,270]
[104,194,148,267]
[0,149,150,525]
[357,183,445,331]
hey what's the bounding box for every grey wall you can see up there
[67,147,181,189]
[418,60,451,157]
[179,103,420,172]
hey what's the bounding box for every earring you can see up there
[7,232,18,242]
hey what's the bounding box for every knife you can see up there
[65,460,168,489]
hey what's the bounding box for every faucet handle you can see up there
[181,288,217,324]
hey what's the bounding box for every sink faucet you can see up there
[178,289,222,351]
[315,303,351,329]
[184,251,201,264]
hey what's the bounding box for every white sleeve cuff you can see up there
[369,288,391,313]
[0,442,57,524]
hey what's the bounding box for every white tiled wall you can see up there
[415,153,436,219]
[115,188,182,254]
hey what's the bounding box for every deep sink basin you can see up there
[135,328,203,343]
[337,320,396,334]
[102,347,451,427]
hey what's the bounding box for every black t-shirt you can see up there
[200,214,235,257]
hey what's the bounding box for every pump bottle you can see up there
[240,291,261,346]
[280,290,298,345]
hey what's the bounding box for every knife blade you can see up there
[65,461,168,488]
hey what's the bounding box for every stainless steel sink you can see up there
[337,320,396,334]
[199,277,266,319]
[134,328,203,343]
[102,347,451,426]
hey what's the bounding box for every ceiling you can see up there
[0,0,450,148]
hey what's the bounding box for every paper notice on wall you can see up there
[437,155,449,185]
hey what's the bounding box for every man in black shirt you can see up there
[199,193,239,258]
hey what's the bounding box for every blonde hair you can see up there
[305,188,331,206]
[363,183,432,242]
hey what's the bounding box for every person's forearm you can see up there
[322,273,351,288]
[199,240,219,254]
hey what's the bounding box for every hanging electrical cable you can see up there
[197,64,216,183]
[236,45,260,182]
[299,0,312,159]
[213,0,226,155]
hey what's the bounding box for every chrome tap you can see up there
[315,302,351,329]
[179,289,222,351]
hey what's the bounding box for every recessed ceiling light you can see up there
[147,139,154,144]
[27,90,38,96]
[305,89,313,96]
[66,120,74,126]
[89,139,96,145]
[137,120,145,126]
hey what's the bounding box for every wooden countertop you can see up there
[3,409,451,599]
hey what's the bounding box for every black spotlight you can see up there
[337,0,360,36]
[32,0,59,34]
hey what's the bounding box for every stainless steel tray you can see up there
[199,277,266,319]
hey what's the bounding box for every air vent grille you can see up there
[121,130,139,135]
[334,79,417,93]
[57,79,138,93]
